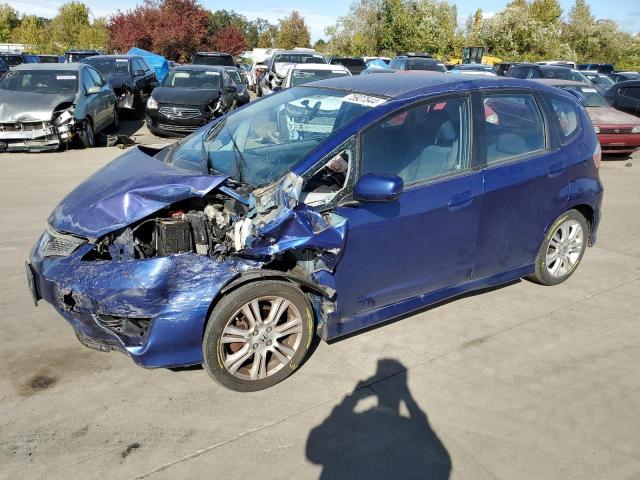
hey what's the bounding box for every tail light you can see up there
[593,142,601,170]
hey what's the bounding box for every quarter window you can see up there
[361,97,471,184]
[482,93,545,164]
[548,95,581,141]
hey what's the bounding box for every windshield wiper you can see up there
[224,125,246,184]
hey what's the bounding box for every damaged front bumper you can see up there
[28,233,256,368]
[0,114,78,152]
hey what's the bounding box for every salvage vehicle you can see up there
[37,54,63,64]
[64,50,101,63]
[507,64,591,84]
[27,75,602,391]
[0,63,117,152]
[327,57,367,75]
[602,80,640,117]
[0,51,39,67]
[274,63,350,91]
[536,79,640,154]
[259,50,326,96]
[223,66,250,106]
[192,52,235,67]
[247,60,267,93]
[388,56,447,73]
[577,63,614,74]
[145,65,237,137]
[81,55,158,115]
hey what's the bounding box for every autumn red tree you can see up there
[108,0,212,61]
[213,25,247,56]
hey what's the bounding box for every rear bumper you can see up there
[597,133,640,153]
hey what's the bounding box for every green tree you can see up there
[0,3,19,42]
[11,15,48,52]
[48,2,91,52]
[530,0,562,24]
[257,24,278,48]
[275,11,310,49]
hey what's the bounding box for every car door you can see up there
[81,67,104,128]
[88,67,114,130]
[616,86,640,116]
[333,94,483,318]
[472,89,571,279]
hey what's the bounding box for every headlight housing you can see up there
[632,126,640,134]
[147,97,158,109]
[594,126,600,134]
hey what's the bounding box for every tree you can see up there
[276,11,310,49]
[209,9,258,49]
[48,2,91,51]
[257,24,278,48]
[0,3,19,42]
[108,0,211,61]
[11,15,48,52]
[213,25,247,56]
[530,0,562,24]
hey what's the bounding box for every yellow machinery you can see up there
[449,46,502,66]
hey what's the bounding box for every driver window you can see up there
[81,68,96,91]
[301,147,353,207]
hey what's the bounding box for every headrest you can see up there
[496,133,527,155]
[436,121,456,143]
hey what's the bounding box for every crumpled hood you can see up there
[0,91,76,122]
[586,106,640,126]
[151,87,220,106]
[48,146,226,238]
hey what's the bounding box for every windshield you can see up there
[192,54,234,67]
[163,70,221,89]
[167,86,383,186]
[542,68,590,83]
[562,86,609,107]
[587,75,614,89]
[290,69,349,86]
[0,55,22,67]
[274,54,325,65]
[226,69,242,84]
[407,58,442,71]
[84,58,130,75]
[0,70,78,94]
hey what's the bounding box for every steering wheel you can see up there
[306,101,321,122]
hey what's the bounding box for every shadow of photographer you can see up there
[306,358,451,480]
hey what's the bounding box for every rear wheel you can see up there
[203,280,314,392]
[529,209,588,285]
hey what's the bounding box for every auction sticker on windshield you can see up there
[343,93,387,107]
[205,72,220,76]
[116,59,128,62]
[56,75,77,80]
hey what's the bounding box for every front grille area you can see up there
[158,105,202,120]
[599,127,633,134]
[157,123,199,133]
[0,121,51,132]
[40,230,86,257]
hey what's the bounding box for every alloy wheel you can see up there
[545,219,584,278]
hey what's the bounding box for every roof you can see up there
[12,63,84,72]
[174,64,227,72]
[194,52,233,56]
[308,72,560,99]
[83,55,139,60]
[531,79,590,88]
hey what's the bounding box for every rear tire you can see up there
[529,209,588,285]
[202,280,314,392]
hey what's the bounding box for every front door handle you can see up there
[448,190,473,210]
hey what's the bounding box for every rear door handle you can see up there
[548,161,565,176]
[448,190,473,210]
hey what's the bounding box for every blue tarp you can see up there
[365,58,390,69]
[127,47,170,82]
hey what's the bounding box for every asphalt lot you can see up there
[1,121,639,479]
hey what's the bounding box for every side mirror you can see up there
[86,85,101,95]
[354,173,403,202]
[135,69,145,76]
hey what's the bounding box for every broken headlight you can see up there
[40,227,87,258]
[147,97,158,109]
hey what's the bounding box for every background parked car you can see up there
[82,55,158,116]
[145,65,236,137]
[260,50,326,96]
[449,64,496,76]
[608,72,640,83]
[492,62,526,76]
[536,79,640,154]
[602,80,640,117]
[64,50,100,63]
[37,55,63,64]
[0,57,8,77]
[577,63,614,74]
[223,66,250,106]
[276,63,351,90]
[191,52,235,67]
[507,64,591,83]
[582,71,615,93]
[0,52,39,68]
[0,63,117,151]
[389,56,447,72]
[328,57,367,75]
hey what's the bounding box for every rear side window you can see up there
[361,97,471,184]
[482,93,546,164]
[548,95,581,142]
[622,87,640,100]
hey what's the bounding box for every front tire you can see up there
[79,118,95,148]
[529,209,588,285]
[203,280,314,392]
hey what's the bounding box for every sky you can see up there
[9,0,640,41]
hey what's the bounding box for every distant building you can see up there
[0,43,27,53]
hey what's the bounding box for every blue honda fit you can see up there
[27,74,603,391]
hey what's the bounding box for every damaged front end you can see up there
[28,146,345,368]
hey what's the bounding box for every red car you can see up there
[536,79,640,154]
